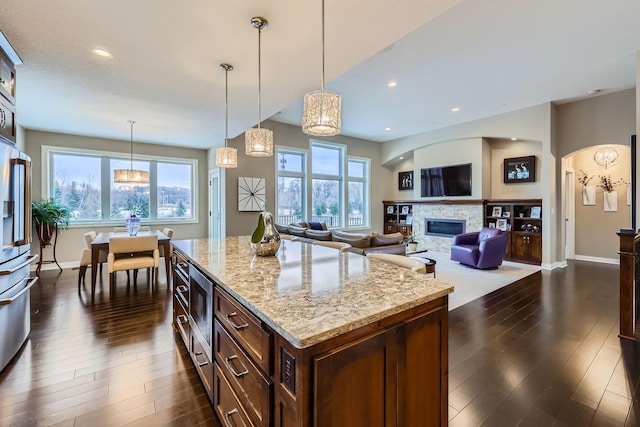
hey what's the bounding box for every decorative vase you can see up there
[250,209,281,257]
[582,186,595,205]
[125,215,141,236]
[408,243,418,253]
[604,191,617,212]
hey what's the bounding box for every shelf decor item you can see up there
[496,218,507,231]
[504,155,535,183]
[492,206,502,217]
[598,175,624,212]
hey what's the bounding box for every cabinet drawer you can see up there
[191,333,214,402]
[0,48,15,104]
[0,97,15,144]
[214,364,255,427]
[215,288,272,373]
[173,295,189,347]
[215,319,272,427]
[174,270,189,310]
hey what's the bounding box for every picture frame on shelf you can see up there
[398,171,414,190]
[530,206,541,218]
[504,155,536,183]
[496,218,508,231]
[387,206,394,214]
[406,215,413,225]
[492,206,502,217]
[503,211,511,217]
[401,206,410,214]
[488,222,496,228]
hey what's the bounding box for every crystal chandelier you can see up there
[114,120,149,184]
[215,63,238,168]
[302,0,342,136]
[245,16,273,157]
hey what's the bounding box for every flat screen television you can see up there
[420,163,472,197]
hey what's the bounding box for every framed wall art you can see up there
[238,177,266,211]
[398,171,414,191]
[504,155,536,183]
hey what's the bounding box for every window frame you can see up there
[275,147,308,226]
[347,156,370,229]
[311,141,345,228]
[42,145,198,227]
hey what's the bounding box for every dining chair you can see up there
[108,235,159,292]
[366,253,427,274]
[312,241,352,252]
[78,231,107,294]
[159,228,174,287]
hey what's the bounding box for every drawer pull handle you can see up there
[176,314,188,324]
[226,312,249,330]
[177,285,188,293]
[194,351,208,367]
[225,355,249,378]
[225,408,247,427]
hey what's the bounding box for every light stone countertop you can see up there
[172,236,454,349]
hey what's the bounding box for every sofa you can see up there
[276,223,407,256]
[450,227,508,269]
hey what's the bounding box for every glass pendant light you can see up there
[113,120,150,184]
[302,0,342,136]
[245,16,273,157]
[215,63,238,168]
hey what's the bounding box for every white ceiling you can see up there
[0,0,638,149]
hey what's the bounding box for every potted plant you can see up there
[31,199,71,247]
[406,231,419,253]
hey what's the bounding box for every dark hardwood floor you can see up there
[0,260,638,426]
[0,267,220,427]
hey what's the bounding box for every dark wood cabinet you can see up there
[383,201,413,236]
[484,199,542,265]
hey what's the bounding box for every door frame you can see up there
[208,169,225,239]
[564,168,575,260]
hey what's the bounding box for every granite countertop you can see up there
[172,236,454,349]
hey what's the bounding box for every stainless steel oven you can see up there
[189,265,213,359]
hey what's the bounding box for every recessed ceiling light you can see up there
[92,48,113,59]
[384,127,391,131]
[451,107,460,112]
[587,89,601,96]
[511,137,518,141]
[387,81,397,88]
[399,156,404,160]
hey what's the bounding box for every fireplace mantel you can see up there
[383,199,484,206]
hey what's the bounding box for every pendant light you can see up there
[215,63,238,168]
[114,120,149,184]
[302,0,342,136]
[245,16,273,157]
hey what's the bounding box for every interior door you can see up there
[209,169,224,239]
[565,169,575,259]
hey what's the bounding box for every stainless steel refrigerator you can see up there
[0,141,37,372]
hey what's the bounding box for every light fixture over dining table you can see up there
[113,120,149,184]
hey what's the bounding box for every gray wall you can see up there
[25,130,209,265]
[208,120,392,237]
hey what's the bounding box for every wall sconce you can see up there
[594,146,619,169]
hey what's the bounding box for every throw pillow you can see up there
[308,221,324,230]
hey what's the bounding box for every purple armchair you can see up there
[450,227,508,269]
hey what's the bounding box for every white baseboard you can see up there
[572,255,619,265]
[541,260,568,270]
[30,261,79,272]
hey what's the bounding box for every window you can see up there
[312,144,343,227]
[347,158,368,226]
[276,143,370,229]
[276,149,306,225]
[45,146,197,225]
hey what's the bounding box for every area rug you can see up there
[422,251,542,310]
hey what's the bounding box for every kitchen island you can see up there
[172,236,454,427]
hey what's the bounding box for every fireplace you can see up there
[424,218,466,237]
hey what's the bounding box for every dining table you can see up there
[90,229,171,298]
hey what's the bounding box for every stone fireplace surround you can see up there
[410,200,484,253]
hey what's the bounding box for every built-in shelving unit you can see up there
[484,199,542,265]
[383,201,413,235]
